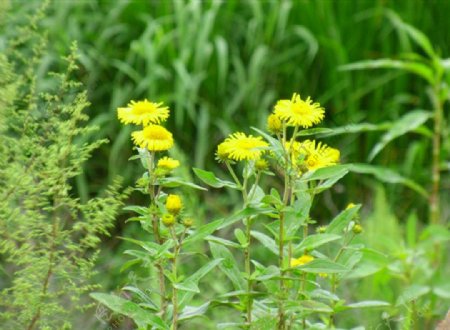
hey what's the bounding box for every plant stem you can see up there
[328,233,356,327]
[170,227,183,330]
[430,83,443,224]
[147,151,167,316]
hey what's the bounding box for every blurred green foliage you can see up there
[4,0,448,216]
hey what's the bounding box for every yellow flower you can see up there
[300,139,340,171]
[217,132,268,162]
[290,255,314,267]
[267,113,282,134]
[274,93,324,128]
[157,157,180,170]
[117,99,169,125]
[131,124,174,151]
[166,194,182,215]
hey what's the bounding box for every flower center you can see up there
[132,101,156,115]
[144,126,170,140]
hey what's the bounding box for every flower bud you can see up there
[162,213,175,227]
[182,218,193,228]
[166,194,182,215]
[255,159,269,171]
[352,224,363,234]
[267,113,282,134]
[316,226,327,234]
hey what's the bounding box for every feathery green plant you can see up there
[0,5,128,328]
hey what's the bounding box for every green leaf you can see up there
[251,230,278,255]
[295,259,348,273]
[234,228,248,247]
[396,285,430,306]
[179,259,223,308]
[179,302,210,321]
[209,242,245,290]
[346,164,427,197]
[295,234,341,253]
[320,122,391,137]
[340,59,434,84]
[183,219,223,247]
[301,165,349,182]
[206,236,241,249]
[90,293,168,329]
[123,205,149,216]
[346,300,390,309]
[369,110,431,161]
[193,168,237,189]
[158,177,207,191]
[293,300,333,313]
[295,128,333,137]
[218,206,272,230]
[326,205,361,234]
[173,281,200,293]
[386,9,436,59]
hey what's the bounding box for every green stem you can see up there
[147,151,167,316]
[430,83,443,224]
[278,122,293,330]
[328,233,356,327]
[170,227,183,330]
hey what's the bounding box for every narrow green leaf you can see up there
[159,177,207,191]
[251,231,278,255]
[369,110,431,161]
[218,206,272,230]
[340,59,434,83]
[295,259,348,273]
[396,285,430,306]
[346,300,390,309]
[295,234,341,253]
[209,242,245,290]
[193,168,237,189]
[326,205,361,234]
[90,293,168,329]
[346,164,427,197]
[179,302,210,321]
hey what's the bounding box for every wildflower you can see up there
[300,140,340,171]
[274,93,324,128]
[267,113,282,134]
[117,99,169,125]
[290,254,314,267]
[353,224,363,234]
[255,159,269,171]
[132,124,174,151]
[157,156,180,170]
[162,213,175,227]
[217,132,268,162]
[166,194,182,215]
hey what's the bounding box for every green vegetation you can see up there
[0,1,449,329]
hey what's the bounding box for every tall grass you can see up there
[5,0,445,214]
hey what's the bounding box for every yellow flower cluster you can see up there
[267,93,340,172]
[117,99,174,152]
